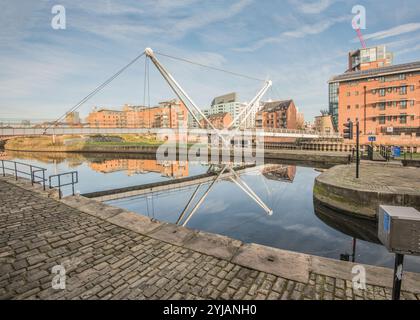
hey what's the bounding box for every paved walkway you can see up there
[0,176,419,300]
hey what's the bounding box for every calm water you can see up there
[3,150,420,272]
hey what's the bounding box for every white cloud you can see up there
[356,23,420,42]
[167,0,253,38]
[289,0,336,14]
[235,15,350,52]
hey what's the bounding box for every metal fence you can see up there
[0,160,78,198]
[49,171,79,199]
[0,160,47,190]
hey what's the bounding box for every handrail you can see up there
[0,160,46,190]
[48,171,79,199]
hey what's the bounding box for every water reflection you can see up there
[3,149,420,271]
[313,199,380,244]
[262,164,296,183]
[89,159,189,178]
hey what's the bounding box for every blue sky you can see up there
[1,0,420,122]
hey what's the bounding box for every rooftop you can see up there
[260,100,293,112]
[329,61,420,83]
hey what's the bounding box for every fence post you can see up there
[30,165,33,186]
[14,162,17,180]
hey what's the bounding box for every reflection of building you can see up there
[328,45,420,145]
[87,100,188,128]
[200,112,232,129]
[256,100,298,129]
[89,159,189,178]
[262,165,296,182]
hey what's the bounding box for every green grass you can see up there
[395,153,420,160]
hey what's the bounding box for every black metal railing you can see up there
[379,145,391,161]
[48,171,78,199]
[0,160,47,190]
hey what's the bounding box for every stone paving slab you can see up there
[1,176,419,300]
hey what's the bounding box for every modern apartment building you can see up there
[206,92,246,128]
[87,100,188,128]
[329,46,420,145]
[255,100,298,130]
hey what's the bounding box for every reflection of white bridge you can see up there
[0,127,340,139]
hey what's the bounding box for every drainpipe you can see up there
[363,86,367,135]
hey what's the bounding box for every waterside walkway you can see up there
[0,176,419,300]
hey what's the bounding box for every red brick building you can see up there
[329,46,420,146]
[200,112,232,129]
[255,100,298,130]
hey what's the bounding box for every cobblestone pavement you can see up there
[0,178,418,300]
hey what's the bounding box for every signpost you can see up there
[343,120,360,178]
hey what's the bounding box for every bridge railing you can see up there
[49,171,79,199]
[0,160,47,190]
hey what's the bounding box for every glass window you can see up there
[400,86,407,95]
[400,114,407,124]
[400,101,407,109]
[379,89,386,96]
[399,74,406,80]
[410,85,415,91]
[378,103,386,110]
[379,115,386,124]
[347,105,351,109]
[411,100,415,106]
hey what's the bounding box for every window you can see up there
[355,91,359,96]
[379,115,386,124]
[400,86,407,95]
[378,102,386,110]
[356,104,359,109]
[400,114,407,124]
[411,100,415,106]
[393,101,397,107]
[410,85,415,91]
[347,105,351,110]
[379,88,386,96]
[372,89,376,94]
[411,116,415,121]
[387,101,392,107]
[347,92,351,97]
[387,116,392,121]
[372,117,376,122]
[400,101,407,109]
[387,87,392,93]
[399,74,406,80]
[379,77,385,82]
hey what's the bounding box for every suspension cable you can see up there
[155,51,266,82]
[43,51,146,133]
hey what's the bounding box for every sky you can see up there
[0,0,420,122]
